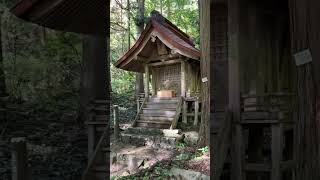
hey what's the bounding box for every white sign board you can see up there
[294,49,312,66]
[202,77,208,83]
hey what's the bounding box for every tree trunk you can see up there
[198,0,210,147]
[127,0,131,49]
[0,11,6,96]
[79,35,109,122]
[289,0,320,179]
[135,0,145,96]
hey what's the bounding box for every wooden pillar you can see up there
[87,125,95,160]
[194,98,199,126]
[181,60,186,97]
[182,99,187,124]
[11,137,28,180]
[271,124,282,180]
[113,105,119,139]
[228,0,242,178]
[80,35,108,122]
[144,64,149,98]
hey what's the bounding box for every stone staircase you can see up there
[121,127,182,149]
[134,97,182,129]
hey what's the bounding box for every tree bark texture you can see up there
[198,0,210,147]
[289,0,320,179]
[135,0,145,96]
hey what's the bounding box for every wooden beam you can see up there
[148,54,181,62]
[148,59,181,67]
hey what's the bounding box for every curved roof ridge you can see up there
[114,10,200,72]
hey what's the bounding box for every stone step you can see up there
[126,127,163,135]
[135,122,170,129]
[120,133,177,148]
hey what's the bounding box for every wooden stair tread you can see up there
[136,120,171,124]
[145,101,178,104]
[140,113,176,117]
[139,116,174,120]
[142,107,176,110]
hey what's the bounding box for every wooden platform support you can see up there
[194,97,200,125]
[182,99,187,124]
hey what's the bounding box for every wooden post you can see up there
[11,137,28,180]
[271,124,282,180]
[194,98,199,126]
[87,125,95,160]
[181,60,186,97]
[136,98,140,112]
[228,0,242,178]
[144,64,149,98]
[182,99,187,124]
[113,105,119,139]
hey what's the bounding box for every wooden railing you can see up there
[170,96,183,129]
[132,97,148,127]
[136,93,145,112]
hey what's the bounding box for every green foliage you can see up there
[198,146,209,154]
[2,12,81,112]
[194,146,209,159]
[176,141,186,149]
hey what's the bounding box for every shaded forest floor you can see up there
[0,100,88,180]
[0,94,137,180]
[112,123,210,180]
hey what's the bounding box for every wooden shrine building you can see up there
[115,11,202,129]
